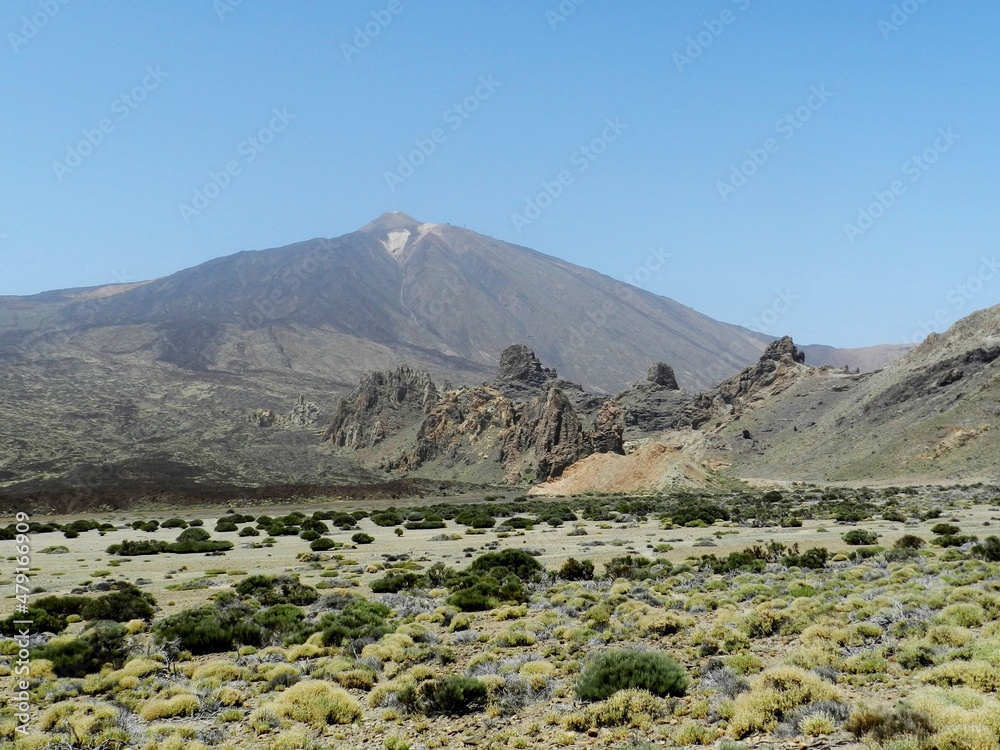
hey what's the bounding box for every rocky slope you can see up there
[0,213,913,497]
[324,345,626,484]
[538,308,1000,492]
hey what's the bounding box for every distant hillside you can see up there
[0,212,914,498]
[537,306,1000,493]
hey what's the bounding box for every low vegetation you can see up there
[7,482,1000,749]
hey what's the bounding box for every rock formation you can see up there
[323,366,438,449]
[324,345,624,483]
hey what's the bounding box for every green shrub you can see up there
[80,583,156,622]
[166,539,234,554]
[239,526,260,537]
[106,539,169,556]
[894,535,925,549]
[843,529,880,545]
[310,538,337,551]
[404,518,447,530]
[162,517,188,529]
[351,532,374,545]
[317,598,393,647]
[666,500,729,526]
[332,514,358,529]
[215,520,239,533]
[575,649,688,702]
[559,558,595,581]
[454,509,496,529]
[420,676,488,716]
[605,555,654,580]
[370,573,426,594]
[467,549,542,583]
[783,548,829,569]
[505,517,534,529]
[848,546,884,561]
[972,536,1000,561]
[154,598,262,655]
[371,512,403,527]
[40,621,129,677]
[177,527,211,543]
[235,575,318,606]
[253,604,306,640]
[932,534,977,548]
[930,523,960,536]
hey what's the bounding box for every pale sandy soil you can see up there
[3,497,996,620]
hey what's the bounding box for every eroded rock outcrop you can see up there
[325,345,623,482]
[323,366,438,449]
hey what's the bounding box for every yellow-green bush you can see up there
[728,666,842,738]
[939,603,988,629]
[265,726,311,750]
[140,693,200,721]
[495,627,537,647]
[264,680,362,727]
[120,657,163,678]
[495,605,528,621]
[39,701,117,739]
[929,724,1000,750]
[214,687,246,706]
[335,669,376,690]
[800,711,837,736]
[675,721,720,745]
[640,611,694,636]
[922,661,1000,693]
[191,660,249,682]
[563,689,667,730]
[286,643,324,661]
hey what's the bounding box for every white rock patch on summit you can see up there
[381,230,411,260]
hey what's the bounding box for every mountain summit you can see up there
[0,214,907,496]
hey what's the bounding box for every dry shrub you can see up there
[140,693,200,721]
[191,660,249,682]
[563,689,668,731]
[921,661,1000,692]
[728,666,842,738]
[264,680,362,727]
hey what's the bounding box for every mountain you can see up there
[0,212,910,499]
[0,212,759,497]
[537,306,1000,493]
[798,343,914,372]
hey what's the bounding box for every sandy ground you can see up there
[3,497,996,621]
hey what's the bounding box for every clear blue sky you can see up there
[3,1,998,347]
